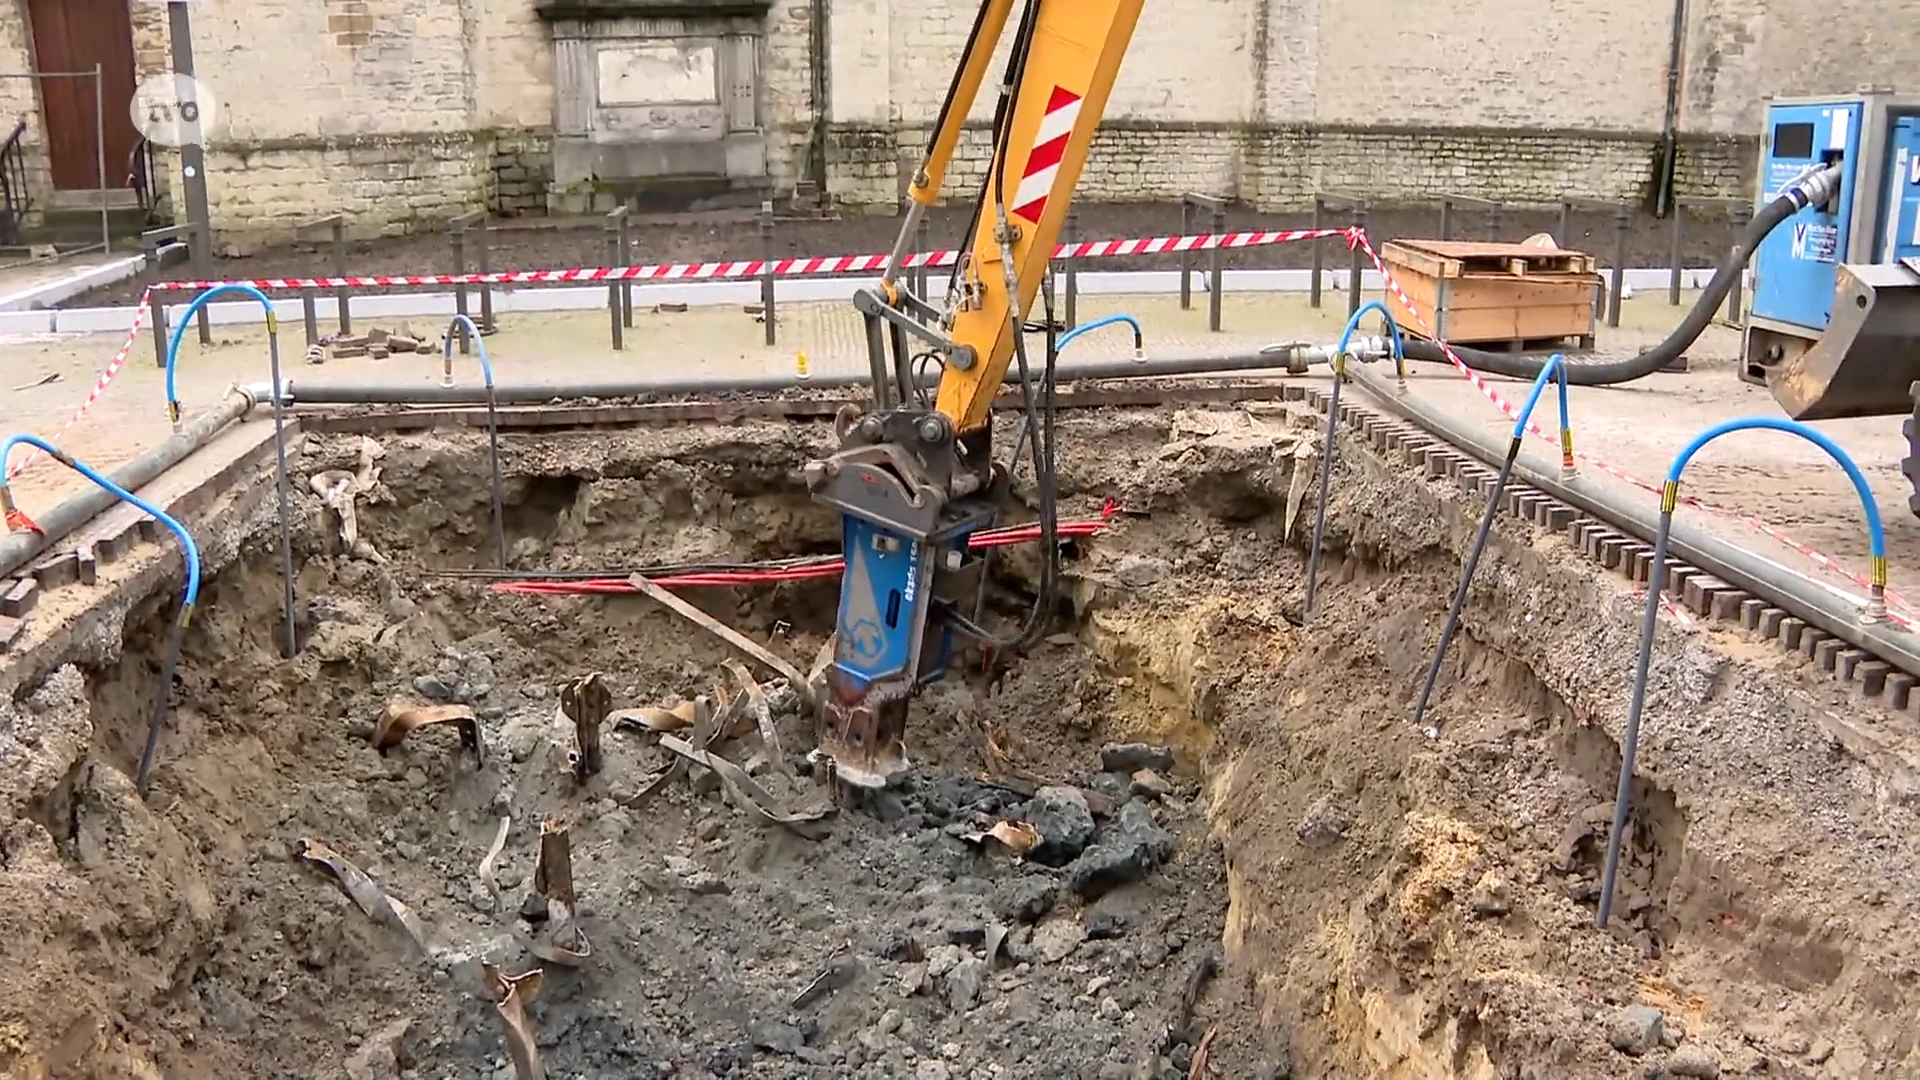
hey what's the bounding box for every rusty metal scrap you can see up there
[725,659,788,776]
[482,964,546,1080]
[609,699,697,733]
[619,693,728,808]
[527,817,591,967]
[372,701,482,763]
[294,838,429,952]
[559,673,612,780]
[625,573,809,690]
[477,816,511,912]
[657,734,833,838]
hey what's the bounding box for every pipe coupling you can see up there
[1789,164,1843,210]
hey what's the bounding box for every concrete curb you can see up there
[2,266,1723,339]
[0,253,148,314]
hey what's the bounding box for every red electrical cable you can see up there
[491,503,1122,597]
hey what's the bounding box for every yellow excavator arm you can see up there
[802,0,1145,788]
[909,0,1145,432]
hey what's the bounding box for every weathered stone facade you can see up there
[0,0,1913,248]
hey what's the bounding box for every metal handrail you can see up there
[125,135,158,224]
[0,118,30,246]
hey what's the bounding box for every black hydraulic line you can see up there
[138,615,189,794]
[1410,442,1517,725]
[1401,166,1839,385]
[1302,352,1347,618]
[441,314,507,569]
[428,555,837,581]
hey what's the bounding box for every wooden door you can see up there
[26,0,140,190]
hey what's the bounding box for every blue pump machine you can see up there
[1743,94,1920,430]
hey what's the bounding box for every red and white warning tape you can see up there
[10,223,1910,627]
[142,228,1345,292]
[1351,229,1916,625]
[4,288,152,482]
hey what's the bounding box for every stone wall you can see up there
[0,0,1913,246]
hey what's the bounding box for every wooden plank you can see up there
[32,552,77,590]
[1380,242,1459,281]
[1383,239,1596,279]
[1431,303,1597,344]
[1438,276,1603,312]
[0,578,36,618]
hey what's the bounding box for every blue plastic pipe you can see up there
[1009,314,1147,471]
[441,314,507,567]
[1335,299,1406,387]
[1411,354,1580,730]
[1056,313,1144,357]
[1596,416,1889,928]
[0,435,202,793]
[160,283,298,657]
[1305,302,1406,617]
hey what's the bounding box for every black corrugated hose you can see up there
[1397,167,1838,385]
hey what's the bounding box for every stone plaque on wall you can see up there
[539,0,771,211]
[596,42,718,106]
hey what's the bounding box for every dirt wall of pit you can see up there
[0,407,1913,1079]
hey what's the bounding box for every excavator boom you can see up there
[802,0,1144,787]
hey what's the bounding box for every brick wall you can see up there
[0,0,49,228]
[0,0,1909,246]
[822,120,1753,212]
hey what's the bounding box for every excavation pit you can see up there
[1,400,1917,1079]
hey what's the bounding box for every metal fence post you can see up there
[140,224,190,367]
[1486,203,1502,241]
[1347,205,1367,317]
[1208,202,1225,332]
[331,217,352,336]
[1608,206,1629,329]
[477,217,497,333]
[191,221,212,345]
[617,209,632,329]
[1063,208,1079,327]
[295,214,346,350]
[1309,196,1326,309]
[1439,198,1454,241]
[605,207,626,350]
[151,297,170,370]
[450,213,474,355]
[760,201,777,347]
[300,283,318,348]
[1178,198,1196,311]
[1668,202,1684,306]
[914,214,930,303]
[1557,200,1572,247]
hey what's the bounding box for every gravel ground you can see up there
[68,200,1747,308]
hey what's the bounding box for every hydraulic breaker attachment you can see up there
[805,410,992,787]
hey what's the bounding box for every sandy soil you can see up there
[68,201,1744,308]
[0,408,1916,1079]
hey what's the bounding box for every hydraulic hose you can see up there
[0,435,203,795]
[1400,164,1843,385]
[441,314,507,569]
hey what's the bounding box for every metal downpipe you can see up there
[1345,362,1920,678]
[0,387,257,581]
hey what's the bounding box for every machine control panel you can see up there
[1882,117,1920,264]
[1750,100,1860,333]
